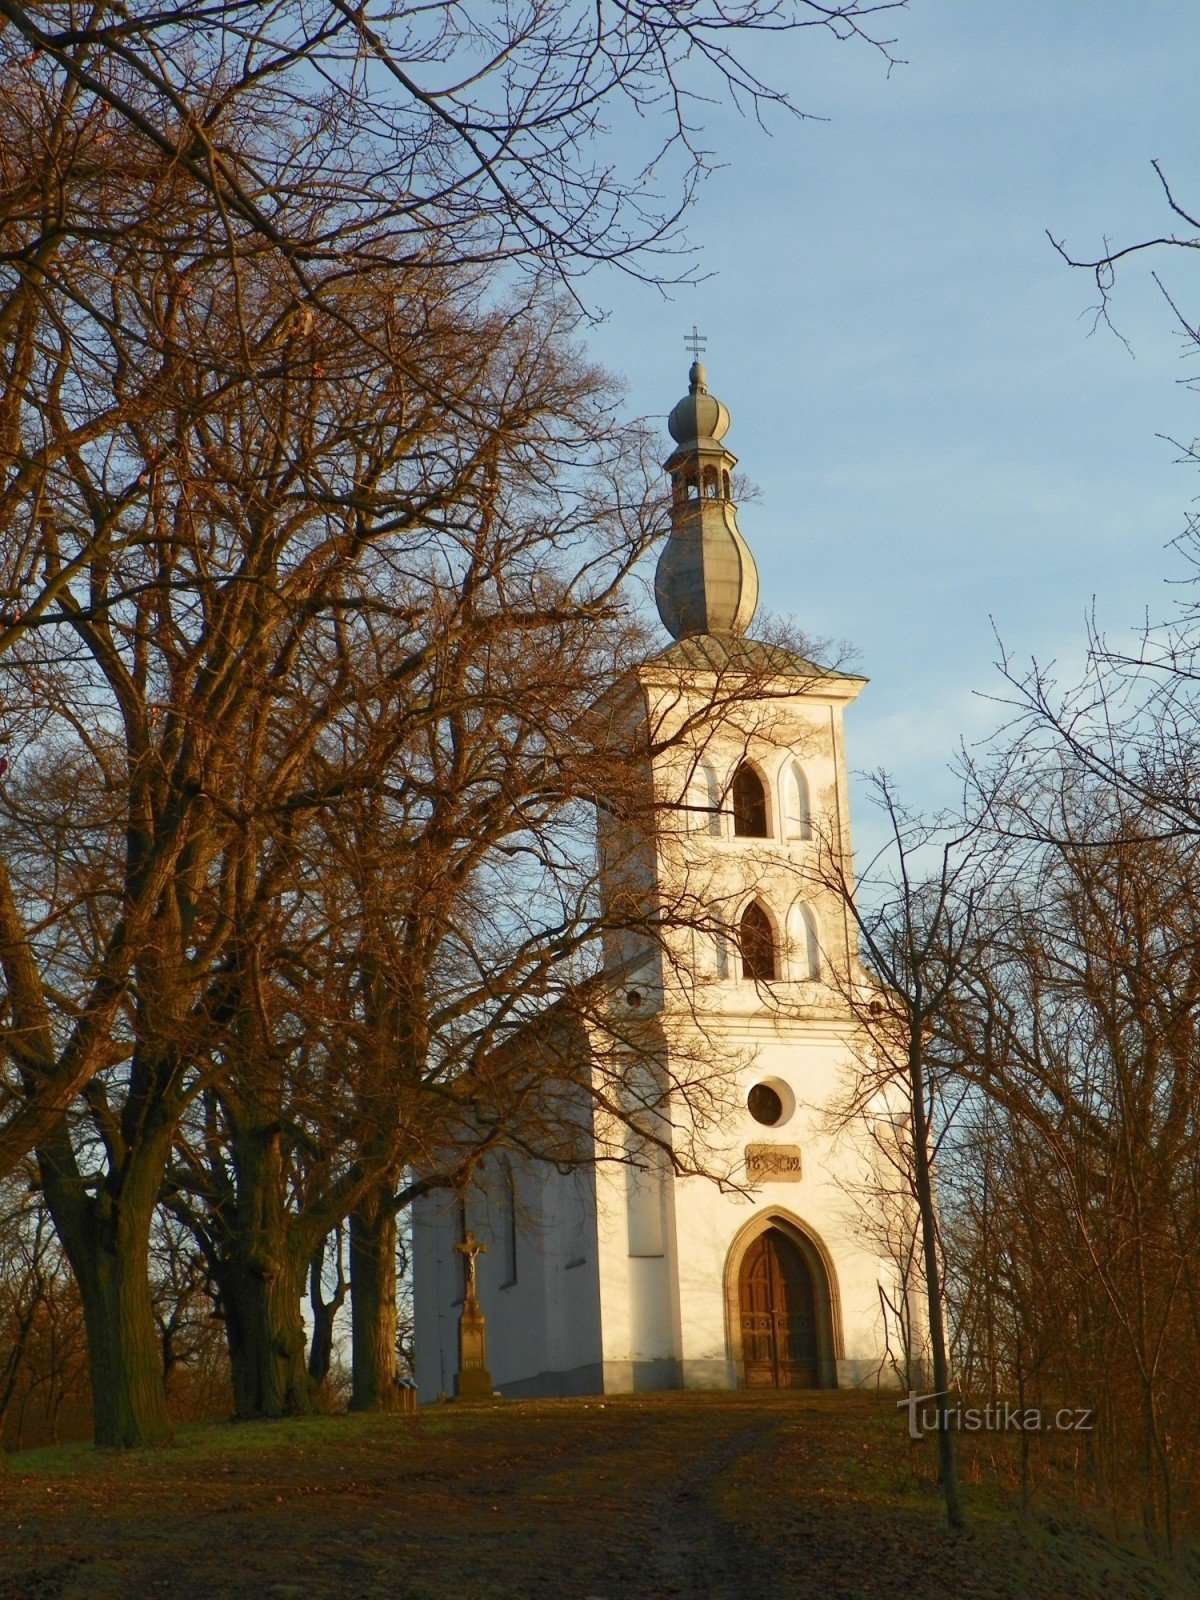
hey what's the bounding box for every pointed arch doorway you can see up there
[736,1225,826,1388]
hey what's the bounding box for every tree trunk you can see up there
[909,1035,965,1532]
[215,1123,313,1419]
[76,1244,172,1448]
[349,1181,399,1412]
[307,1227,347,1387]
[218,1245,311,1418]
[39,1131,173,1448]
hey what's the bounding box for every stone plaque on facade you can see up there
[745,1143,803,1182]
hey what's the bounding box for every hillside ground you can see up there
[0,1391,1194,1600]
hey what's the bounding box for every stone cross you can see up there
[685,324,707,361]
[453,1230,493,1402]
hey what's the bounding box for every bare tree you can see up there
[812,774,996,1532]
[0,1164,90,1449]
[159,424,842,1419]
[944,754,1200,1549]
[1019,165,1200,835]
[1049,162,1199,362]
[307,1225,348,1391]
[0,0,904,299]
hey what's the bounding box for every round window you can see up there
[747,1083,784,1127]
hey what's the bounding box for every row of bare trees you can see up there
[826,586,1200,1545]
[0,2,893,1447]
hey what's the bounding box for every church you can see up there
[412,351,916,1399]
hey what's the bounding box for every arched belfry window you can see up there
[784,762,812,841]
[732,763,769,838]
[740,901,776,982]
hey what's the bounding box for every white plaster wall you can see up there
[582,1022,897,1391]
[593,1161,634,1381]
[591,1153,681,1389]
[543,1167,602,1375]
[667,1028,895,1384]
[412,1188,464,1402]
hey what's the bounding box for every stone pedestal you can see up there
[454,1293,494,1401]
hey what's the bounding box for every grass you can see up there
[0,1391,1195,1600]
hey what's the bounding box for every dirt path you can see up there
[0,1394,1193,1600]
[578,1418,781,1600]
[544,1414,780,1600]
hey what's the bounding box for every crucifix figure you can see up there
[685,324,707,362]
[455,1229,487,1302]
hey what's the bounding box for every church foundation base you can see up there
[606,1358,683,1394]
[494,1359,686,1399]
[680,1359,738,1390]
[495,1362,604,1399]
[481,1357,901,1401]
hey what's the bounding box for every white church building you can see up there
[413,353,914,1400]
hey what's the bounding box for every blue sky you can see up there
[582,1,1200,829]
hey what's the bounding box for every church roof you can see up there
[648,632,866,685]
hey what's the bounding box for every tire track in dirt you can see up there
[615,1418,781,1600]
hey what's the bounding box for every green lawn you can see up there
[0,1391,1192,1600]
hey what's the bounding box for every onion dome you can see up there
[667,361,731,447]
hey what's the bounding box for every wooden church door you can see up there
[738,1227,819,1388]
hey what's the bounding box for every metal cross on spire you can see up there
[684,324,707,362]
